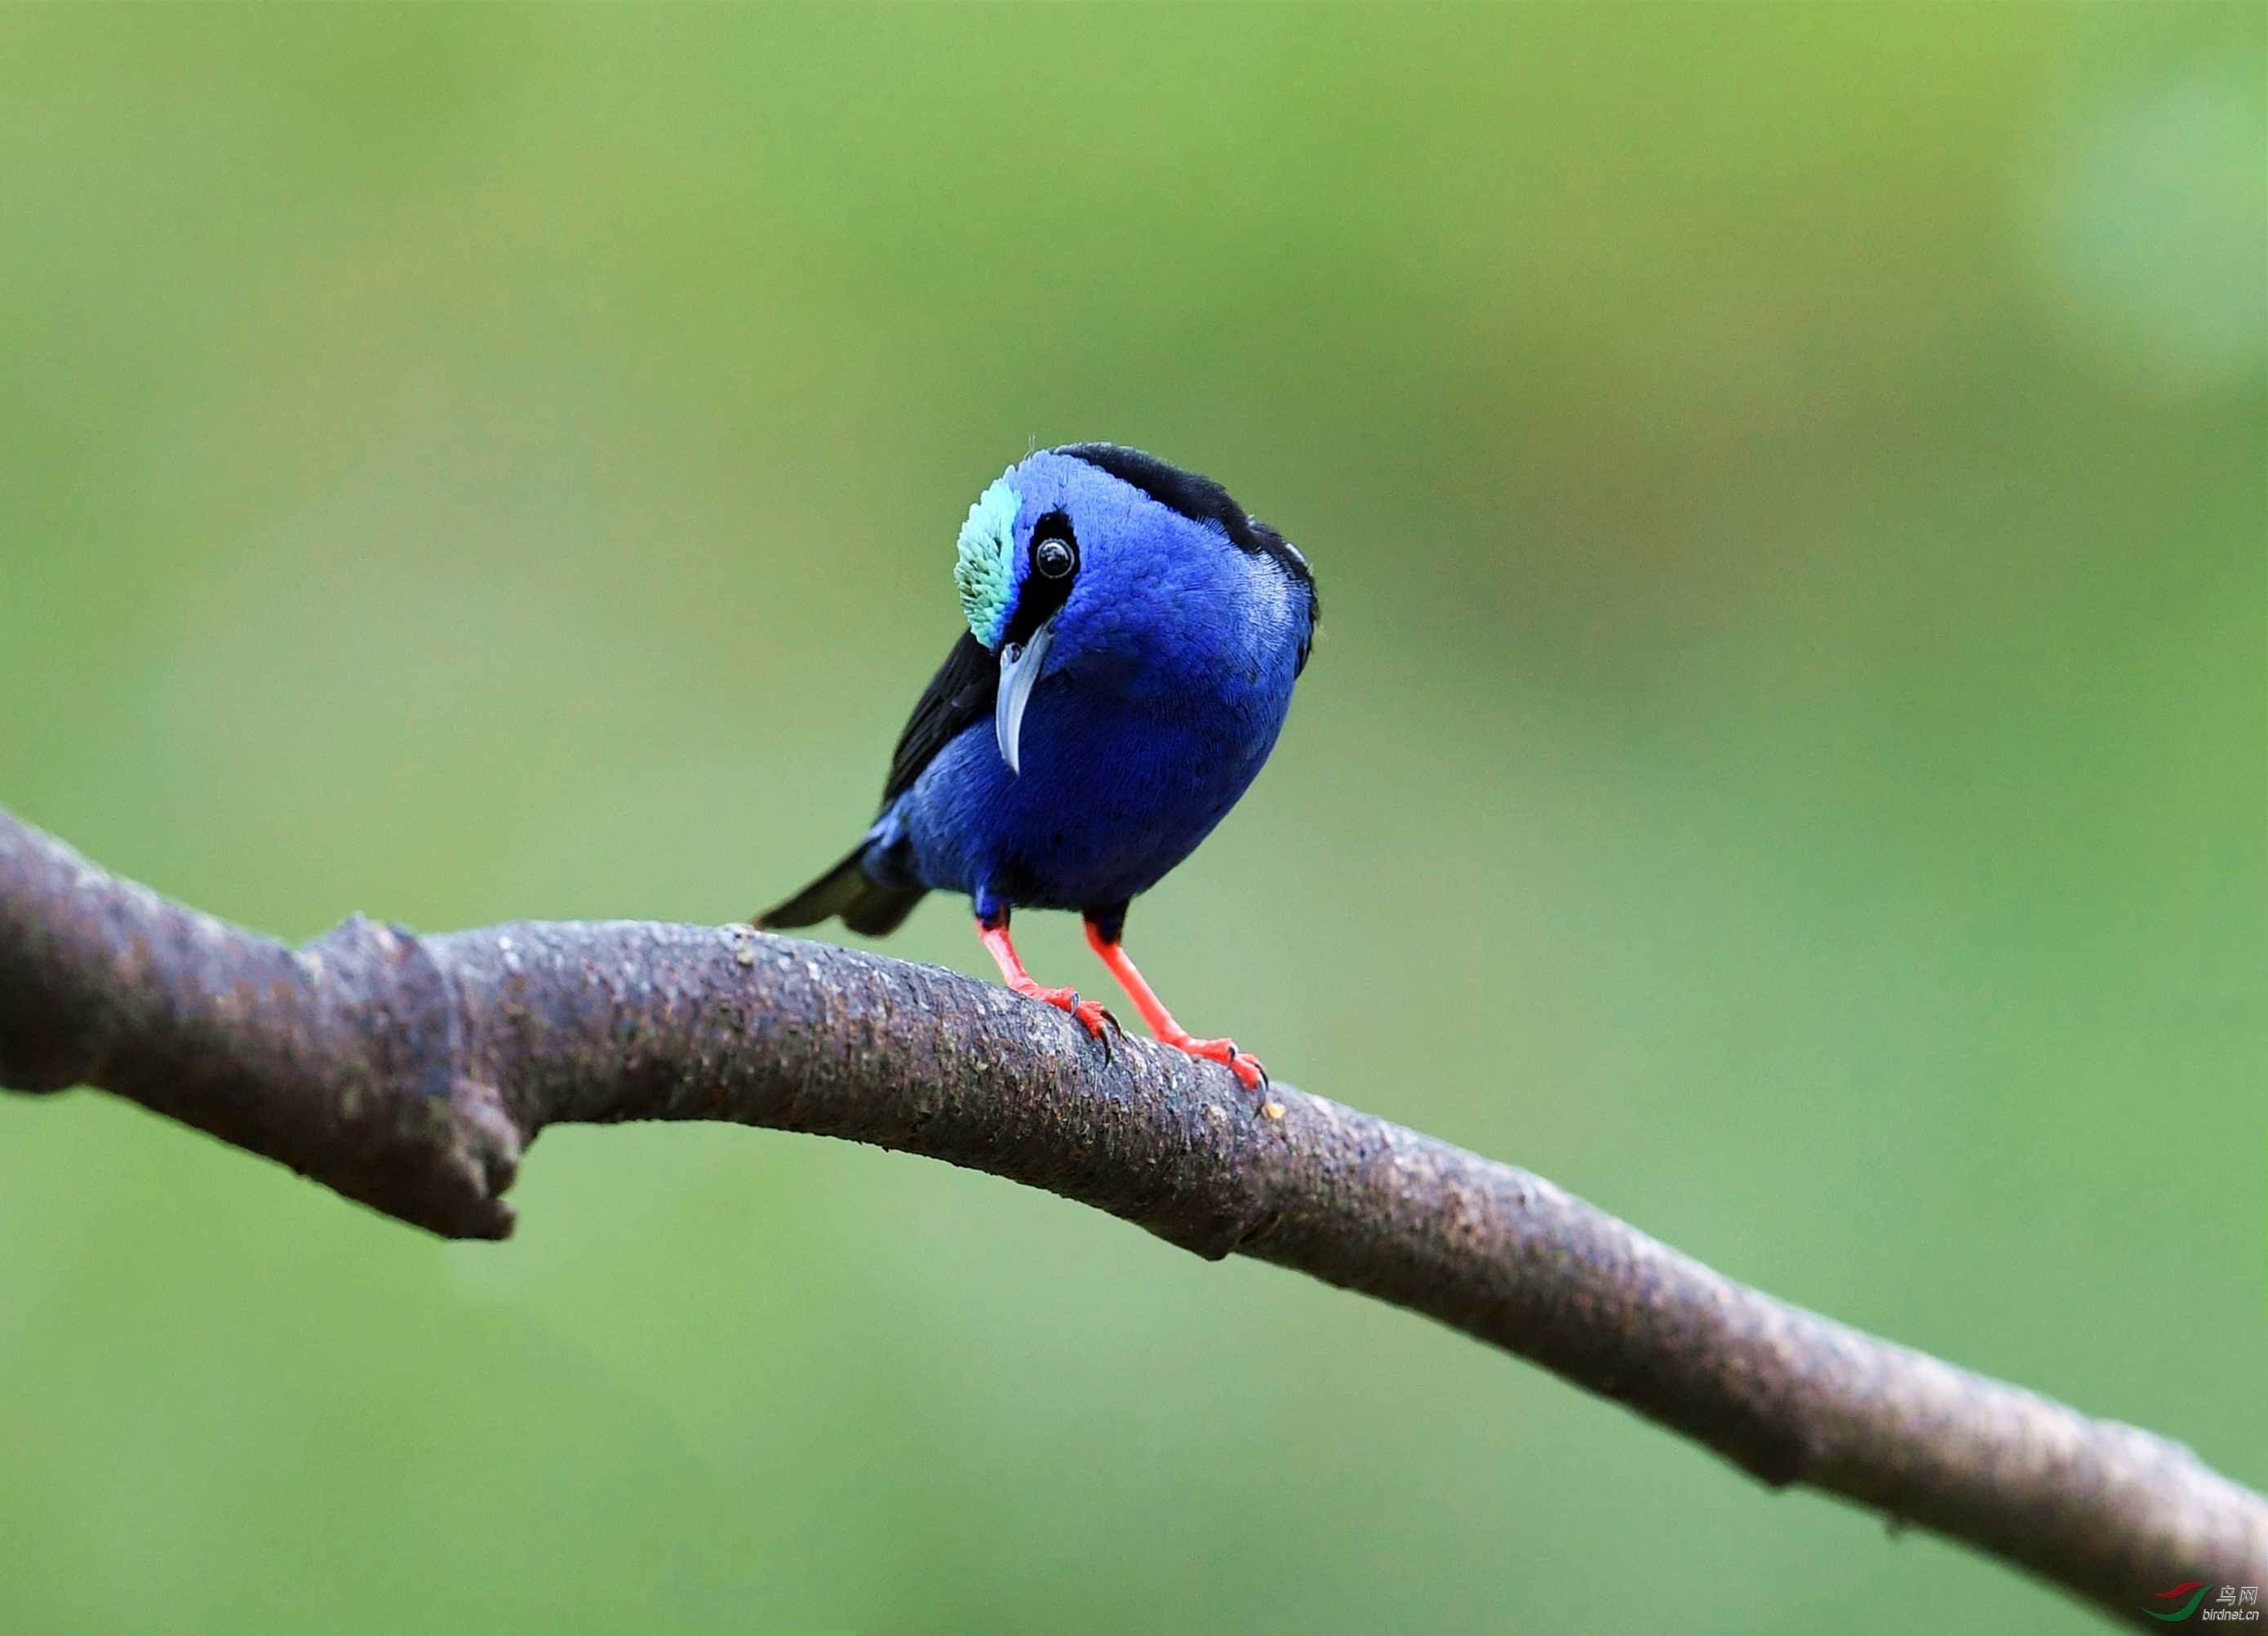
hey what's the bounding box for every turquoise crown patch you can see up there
[955,476,1020,649]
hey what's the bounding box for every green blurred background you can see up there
[2,6,2261,1631]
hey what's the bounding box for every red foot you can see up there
[1023,984,1117,1041]
[1081,920,1267,1092]
[976,917,1118,1045]
[1165,1035,1267,1091]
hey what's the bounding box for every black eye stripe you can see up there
[1001,510,1079,647]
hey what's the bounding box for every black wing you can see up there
[754,840,926,935]
[881,631,996,809]
[754,632,992,937]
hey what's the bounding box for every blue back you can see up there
[873,449,1314,916]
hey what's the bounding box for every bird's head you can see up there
[953,443,1314,773]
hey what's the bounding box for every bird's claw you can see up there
[1172,1035,1268,1093]
[1028,985,1118,1049]
[1064,995,1116,1045]
[1079,1000,1123,1062]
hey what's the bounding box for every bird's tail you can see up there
[754,843,926,938]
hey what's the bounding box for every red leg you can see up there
[977,917,1115,1040]
[1083,921,1266,1091]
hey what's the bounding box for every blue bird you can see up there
[757,444,1316,1089]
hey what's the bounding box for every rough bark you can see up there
[0,805,2258,1625]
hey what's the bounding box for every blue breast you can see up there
[875,567,1306,912]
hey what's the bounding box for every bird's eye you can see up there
[1034,539,1076,579]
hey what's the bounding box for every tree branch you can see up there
[0,805,2258,1623]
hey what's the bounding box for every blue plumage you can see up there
[759,444,1315,1088]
